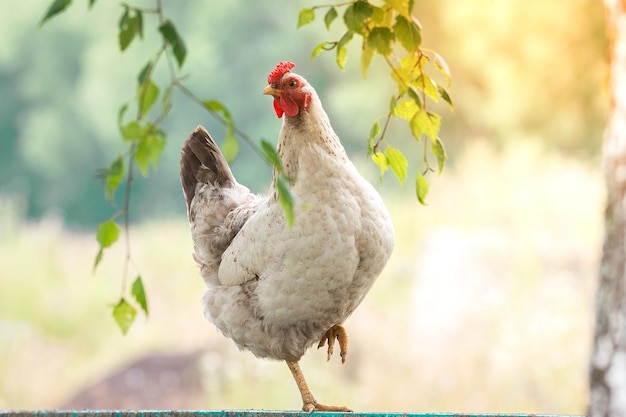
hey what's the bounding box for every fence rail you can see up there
[0,411,582,417]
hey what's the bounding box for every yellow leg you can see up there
[286,360,352,412]
[318,324,349,363]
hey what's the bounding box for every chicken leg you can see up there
[286,360,352,412]
[318,324,349,363]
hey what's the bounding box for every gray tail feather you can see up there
[180,125,235,210]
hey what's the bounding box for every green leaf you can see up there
[135,132,166,176]
[119,9,140,51]
[135,10,144,39]
[367,120,381,156]
[438,85,454,110]
[120,121,143,142]
[410,110,441,141]
[118,103,129,127]
[311,41,330,60]
[433,52,452,86]
[369,120,381,141]
[392,98,419,120]
[368,27,394,56]
[112,298,137,335]
[203,100,233,126]
[385,146,408,185]
[344,0,373,35]
[372,151,389,181]
[360,39,374,78]
[40,0,72,26]
[159,20,186,68]
[336,31,354,70]
[97,219,120,249]
[431,137,447,175]
[104,156,125,201]
[131,276,149,315]
[276,176,295,227]
[324,7,338,30]
[298,8,315,28]
[93,248,103,271]
[162,85,173,112]
[389,95,398,113]
[370,5,387,26]
[137,80,160,118]
[88,0,98,9]
[393,15,421,53]
[415,173,429,205]
[221,132,239,163]
[137,61,152,85]
[260,140,284,173]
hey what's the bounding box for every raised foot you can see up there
[318,324,349,363]
[302,401,353,412]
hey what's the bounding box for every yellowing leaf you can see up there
[385,146,408,185]
[361,39,374,78]
[297,8,315,28]
[392,98,419,120]
[112,298,137,335]
[336,31,354,70]
[414,74,438,101]
[385,0,410,19]
[415,173,429,205]
[410,110,441,141]
[434,52,452,86]
[372,151,389,181]
[431,137,447,175]
[311,41,329,60]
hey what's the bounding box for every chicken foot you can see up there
[286,360,352,412]
[318,324,349,363]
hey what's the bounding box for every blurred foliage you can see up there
[0,0,607,228]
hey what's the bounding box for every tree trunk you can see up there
[589,1,626,416]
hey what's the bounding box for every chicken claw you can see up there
[286,360,353,412]
[318,324,349,364]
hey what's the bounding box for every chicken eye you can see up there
[289,80,297,88]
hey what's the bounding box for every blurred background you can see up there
[0,0,608,413]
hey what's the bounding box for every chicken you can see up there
[180,61,395,412]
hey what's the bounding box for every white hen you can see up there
[180,61,394,411]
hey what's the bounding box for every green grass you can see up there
[0,141,602,413]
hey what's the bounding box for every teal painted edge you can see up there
[0,411,582,417]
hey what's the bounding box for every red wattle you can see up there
[280,95,300,117]
[273,99,284,118]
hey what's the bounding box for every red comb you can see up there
[267,61,295,85]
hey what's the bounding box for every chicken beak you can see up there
[263,85,281,97]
